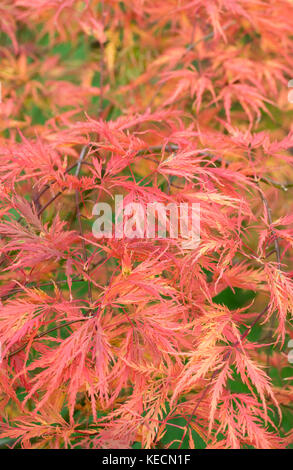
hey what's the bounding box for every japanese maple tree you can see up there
[0,0,293,449]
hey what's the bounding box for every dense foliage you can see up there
[0,0,293,449]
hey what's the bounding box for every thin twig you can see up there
[0,276,83,301]
[33,160,93,211]
[146,20,235,110]
[257,186,281,270]
[6,316,93,359]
